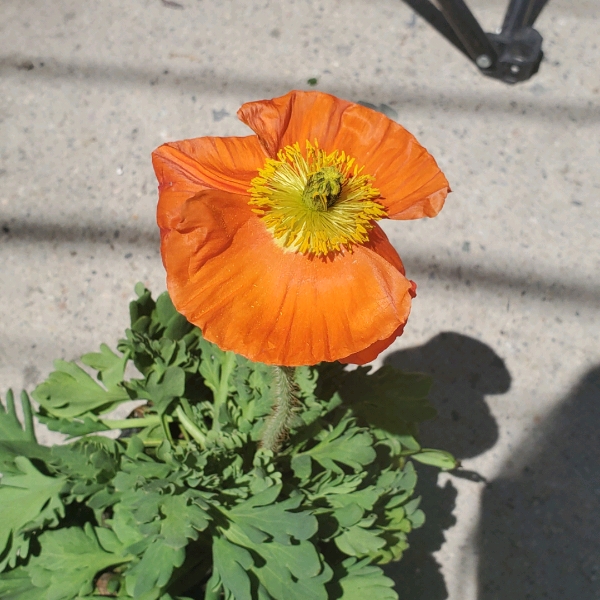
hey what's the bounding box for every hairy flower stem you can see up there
[260,366,299,453]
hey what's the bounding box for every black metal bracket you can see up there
[402,0,549,84]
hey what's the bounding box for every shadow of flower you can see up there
[385,332,510,460]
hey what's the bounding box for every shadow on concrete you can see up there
[2,222,599,309]
[0,220,159,247]
[477,365,600,599]
[385,332,510,459]
[383,332,511,599]
[1,54,599,124]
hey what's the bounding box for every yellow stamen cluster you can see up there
[249,141,386,256]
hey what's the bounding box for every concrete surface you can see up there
[1,0,599,598]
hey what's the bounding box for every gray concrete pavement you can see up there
[1,0,599,598]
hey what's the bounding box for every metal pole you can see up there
[501,0,536,34]
[402,0,470,58]
[436,0,499,68]
[524,0,550,27]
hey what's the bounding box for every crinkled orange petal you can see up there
[237,90,352,157]
[331,103,450,219]
[339,281,417,365]
[152,136,266,229]
[238,90,450,220]
[339,323,407,365]
[365,223,406,275]
[160,190,415,366]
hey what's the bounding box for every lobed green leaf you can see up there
[0,457,66,571]
[411,448,458,470]
[27,524,130,600]
[32,359,130,419]
[334,557,398,600]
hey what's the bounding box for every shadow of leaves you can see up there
[382,332,511,599]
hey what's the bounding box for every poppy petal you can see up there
[161,190,415,366]
[339,322,407,365]
[331,103,450,219]
[159,189,250,283]
[364,223,406,275]
[237,90,352,157]
[152,136,266,228]
[339,280,416,364]
[339,228,417,364]
[238,91,449,220]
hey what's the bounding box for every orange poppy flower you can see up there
[152,91,449,367]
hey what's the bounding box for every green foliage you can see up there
[0,457,67,570]
[0,286,456,599]
[0,390,35,443]
[0,390,51,474]
[33,355,130,419]
[27,524,131,599]
[334,557,398,599]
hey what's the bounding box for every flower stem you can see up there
[212,351,236,432]
[260,366,298,453]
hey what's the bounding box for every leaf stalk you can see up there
[211,351,236,432]
[100,415,168,430]
[175,406,207,448]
